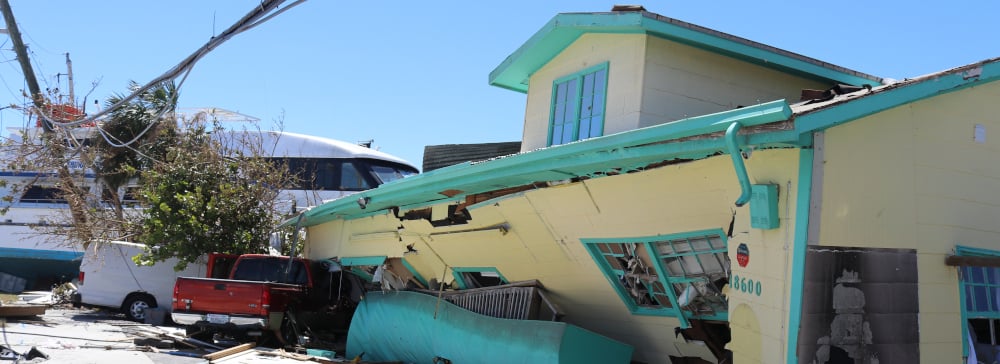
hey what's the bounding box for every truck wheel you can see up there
[123,294,156,322]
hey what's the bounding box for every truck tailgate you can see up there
[173,277,266,316]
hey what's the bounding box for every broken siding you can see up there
[817,80,1000,362]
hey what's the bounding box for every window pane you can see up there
[556,82,568,102]
[604,255,623,270]
[701,255,723,273]
[989,268,1000,284]
[681,256,703,275]
[587,115,603,139]
[992,287,1000,312]
[580,94,594,119]
[708,236,725,249]
[597,244,611,254]
[974,286,990,311]
[579,118,592,139]
[656,241,676,255]
[967,267,986,283]
[561,123,574,143]
[609,244,624,255]
[595,68,607,93]
[553,100,566,124]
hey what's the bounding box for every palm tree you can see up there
[92,81,178,226]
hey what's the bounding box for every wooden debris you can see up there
[257,349,316,361]
[203,343,255,361]
[0,304,47,317]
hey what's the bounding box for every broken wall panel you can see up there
[797,246,919,364]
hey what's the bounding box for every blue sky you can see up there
[1,1,997,170]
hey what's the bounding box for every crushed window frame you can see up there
[582,229,731,327]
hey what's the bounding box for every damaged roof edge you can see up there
[489,11,883,93]
[794,57,1000,133]
[300,100,794,227]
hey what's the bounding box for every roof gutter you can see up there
[725,122,751,207]
[300,100,794,226]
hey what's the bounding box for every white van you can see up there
[74,241,234,322]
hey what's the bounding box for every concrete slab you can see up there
[0,307,202,364]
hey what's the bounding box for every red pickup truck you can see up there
[171,254,318,343]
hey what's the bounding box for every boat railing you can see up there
[412,280,564,321]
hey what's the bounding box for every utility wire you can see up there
[33,0,304,149]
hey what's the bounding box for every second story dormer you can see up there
[490,7,884,151]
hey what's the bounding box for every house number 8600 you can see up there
[729,274,762,296]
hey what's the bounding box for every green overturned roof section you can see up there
[489,11,884,93]
[299,100,795,227]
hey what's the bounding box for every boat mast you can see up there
[65,53,75,106]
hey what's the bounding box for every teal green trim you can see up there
[489,12,881,93]
[340,256,387,267]
[954,245,1000,357]
[725,122,751,207]
[786,147,814,364]
[451,267,508,290]
[956,245,1000,257]
[642,240,689,328]
[400,258,428,288]
[301,100,793,226]
[796,60,1000,134]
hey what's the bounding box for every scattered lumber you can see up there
[203,343,255,361]
[0,304,47,318]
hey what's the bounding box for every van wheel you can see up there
[123,294,156,322]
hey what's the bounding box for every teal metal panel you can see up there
[339,256,386,267]
[346,291,633,364]
[750,184,780,229]
[786,147,814,364]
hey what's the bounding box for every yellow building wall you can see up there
[304,148,803,364]
[639,37,827,129]
[520,33,827,152]
[818,80,1000,363]
[522,33,647,151]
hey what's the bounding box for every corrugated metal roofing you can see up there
[422,142,522,172]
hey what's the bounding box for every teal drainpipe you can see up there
[725,122,752,207]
